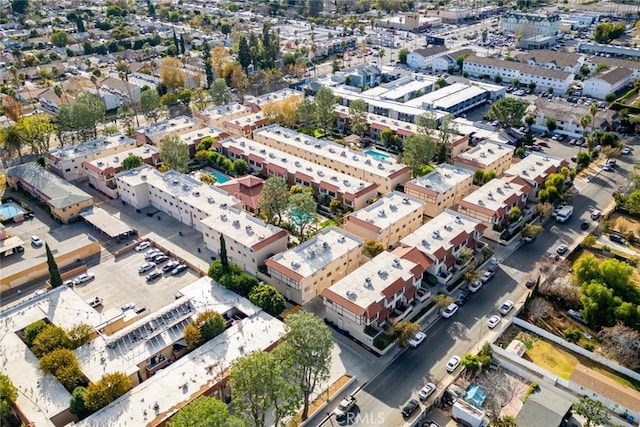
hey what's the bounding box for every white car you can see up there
[446,355,461,373]
[487,315,501,329]
[34,289,46,296]
[591,209,601,220]
[31,235,43,247]
[74,272,95,285]
[138,262,155,273]
[121,302,136,311]
[442,303,459,319]
[481,271,495,283]
[145,249,162,260]
[418,382,436,401]
[135,241,150,252]
[621,147,631,155]
[499,300,514,316]
[408,331,427,348]
[469,280,483,293]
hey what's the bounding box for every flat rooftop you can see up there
[200,205,285,249]
[77,277,286,427]
[334,105,418,136]
[452,118,510,143]
[224,111,266,128]
[504,152,566,184]
[267,227,362,280]
[369,77,436,101]
[178,126,227,145]
[246,88,303,107]
[346,191,423,232]
[407,83,487,110]
[85,144,158,172]
[460,176,529,213]
[408,163,474,194]
[455,140,512,168]
[197,103,252,121]
[254,125,407,179]
[323,251,417,313]
[219,136,377,196]
[400,209,484,258]
[47,133,136,161]
[136,115,200,139]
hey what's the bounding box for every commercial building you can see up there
[399,209,485,285]
[500,12,560,37]
[378,12,441,32]
[577,42,640,60]
[244,88,304,110]
[404,163,474,218]
[344,191,424,249]
[266,227,364,305]
[44,134,139,181]
[6,162,93,224]
[582,67,635,100]
[216,136,379,211]
[407,82,490,116]
[134,116,202,145]
[116,165,286,275]
[453,140,513,175]
[503,152,568,199]
[82,144,160,198]
[362,75,437,103]
[252,125,411,193]
[321,250,426,350]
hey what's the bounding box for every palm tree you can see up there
[589,103,598,129]
[579,114,591,133]
[378,48,385,65]
[1,125,24,164]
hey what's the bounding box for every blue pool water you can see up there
[210,170,232,184]
[0,202,26,219]
[364,149,390,160]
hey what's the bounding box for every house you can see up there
[432,49,474,72]
[406,45,450,70]
[404,163,474,218]
[321,250,427,350]
[515,50,584,74]
[38,88,67,113]
[344,191,424,249]
[457,176,532,239]
[6,163,93,224]
[99,76,142,105]
[453,140,513,176]
[399,209,485,285]
[526,98,618,136]
[216,175,265,213]
[582,67,635,100]
[266,227,364,305]
[503,152,569,199]
[500,12,561,37]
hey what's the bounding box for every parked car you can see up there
[74,272,95,285]
[135,241,150,252]
[162,260,180,272]
[34,289,46,296]
[609,233,625,244]
[621,147,631,155]
[333,395,357,420]
[556,244,568,255]
[581,221,590,231]
[567,309,587,324]
[481,271,495,283]
[409,331,427,348]
[63,280,75,287]
[446,355,461,373]
[499,300,514,315]
[138,262,155,273]
[590,210,601,220]
[442,303,459,318]
[418,382,437,401]
[523,235,536,243]
[153,254,169,264]
[401,399,420,419]
[31,235,43,247]
[455,288,471,306]
[487,315,501,329]
[171,264,188,275]
[469,280,483,293]
[145,271,162,282]
[145,249,162,260]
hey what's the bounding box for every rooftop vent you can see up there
[172,180,180,185]
[207,197,215,204]
[337,236,346,243]
[192,191,200,197]
[291,261,300,269]
[456,215,462,224]
[421,239,429,246]
[246,225,254,235]
[322,242,330,251]
[378,209,386,218]
[390,204,397,211]
[378,270,388,278]
[478,199,485,205]
[432,230,440,239]
[233,220,240,227]
[403,197,410,204]
[221,213,228,221]
[220,203,228,209]
[393,258,401,267]
[308,250,316,259]
[346,291,357,300]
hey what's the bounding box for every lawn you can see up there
[524,339,578,380]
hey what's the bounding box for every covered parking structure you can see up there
[80,207,135,241]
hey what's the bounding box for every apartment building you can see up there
[457,176,531,230]
[404,163,474,217]
[500,12,561,37]
[362,76,437,103]
[266,227,364,305]
[116,166,286,275]
[406,45,450,70]
[453,140,513,175]
[221,111,269,138]
[463,56,574,94]
[344,191,424,249]
[321,251,424,350]
[178,126,230,158]
[194,103,253,128]
[527,98,618,137]
[252,125,411,193]
[333,105,418,142]
[6,163,94,224]
[244,88,304,110]
[134,116,202,145]
[82,144,160,198]
[515,50,584,74]
[432,49,475,73]
[503,152,568,199]
[217,136,378,210]
[45,134,139,181]
[406,82,490,116]
[582,67,634,100]
[400,209,485,285]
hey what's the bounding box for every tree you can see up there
[545,118,557,132]
[169,396,243,427]
[140,89,160,122]
[486,98,528,128]
[50,30,70,48]
[121,155,142,171]
[159,134,189,172]
[32,325,71,357]
[524,115,535,127]
[583,234,597,248]
[392,321,420,347]
[435,294,454,312]
[69,386,91,418]
[521,223,542,239]
[0,373,18,419]
[277,311,332,421]
[348,99,368,137]
[416,112,438,137]
[581,282,617,329]
[10,0,28,13]
[493,74,503,84]
[248,284,286,316]
[624,189,640,214]
[160,57,186,92]
[536,202,554,219]
[183,323,202,349]
[24,319,48,347]
[297,97,316,129]
[0,125,24,164]
[209,78,232,105]
[195,311,225,341]
[230,65,250,102]
[83,372,132,412]
[528,82,536,91]
[508,206,522,223]
[573,397,610,427]
[313,87,337,134]
[40,348,85,391]
[237,36,251,71]
[15,114,56,157]
[45,243,63,288]
[364,240,384,258]
[232,159,248,176]
[397,48,409,64]
[67,324,93,349]
[288,192,317,239]
[219,235,229,270]
[493,415,516,427]
[598,323,640,369]
[260,177,289,226]
[401,134,436,177]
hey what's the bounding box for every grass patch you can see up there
[373,332,395,350]
[320,219,337,228]
[523,339,578,379]
[286,375,352,427]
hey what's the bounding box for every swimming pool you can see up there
[210,170,232,184]
[0,201,26,220]
[364,149,391,160]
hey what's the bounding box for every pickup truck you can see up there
[334,395,357,420]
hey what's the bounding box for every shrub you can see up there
[563,328,582,343]
[24,320,48,347]
[196,311,225,341]
[67,324,93,349]
[32,325,71,357]
[39,348,85,391]
[83,372,132,411]
[248,284,286,316]
[69,386,91,418]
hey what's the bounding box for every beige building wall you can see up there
[344,208,422,249]
[405,178,474,218]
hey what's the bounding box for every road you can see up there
[313,146,637,427]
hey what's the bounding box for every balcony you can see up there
[388,302,412,323]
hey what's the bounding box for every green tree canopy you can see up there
[0,373,18,419]
[288,192,317,239]
[83,372,132,412]
[32,325,71,357]
[168,396,243,427]
[248,284,286,316]
[313,87,336,133]
[486,98,528,127]
[46,243,63,288]
[195,311,225,341]
[573,397,610,427]
[260,176,289,226]
[69,386,91,418]
[392,321,420,348]
[210,78,232,106]
[121,155,143,171]
[364,240,384,258]
[401,134,436,177]
[348,99,368,137]
[159,134,189,172]
[50,30,70,48]
[140,89,161,122]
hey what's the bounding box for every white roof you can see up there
[346,191,423,232]
[246,88,304,106]
[86,144,158,172]
[460,176,528,212]
[136,115,200,138]
[77,277,286,427]
[452,118,510,143]
[48,133,135,161]
[200,206,284,249]
[400,209,483,257]
[334,105,418,135]
[455,140,512,168]
[198,103,252,121]
[224,111,266,127]
[362,76,436,101]
[254,125,407,179]
[503,152,565,183]
[178,126,227,145]
[219,136,377,196]
[268,227,362,279]
[408,163,474,194]
[406,83,487,110]
[325,251,417,311]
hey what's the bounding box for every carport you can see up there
[80,207,135,241]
